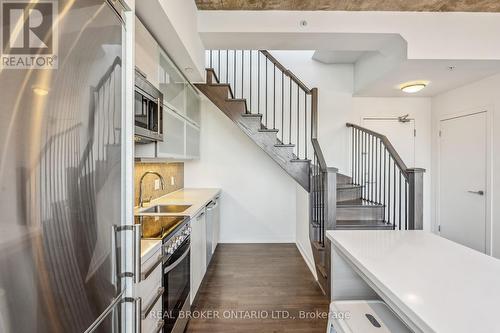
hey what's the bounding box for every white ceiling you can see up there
[355,59,500,97]
[313,50,373,64]
[312,47,500,97]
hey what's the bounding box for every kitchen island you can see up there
[326,230,500,333]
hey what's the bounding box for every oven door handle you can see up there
[164,247,190,274]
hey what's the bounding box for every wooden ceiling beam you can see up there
[195,0,500,13]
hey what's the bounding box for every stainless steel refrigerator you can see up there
[0,1,130,332]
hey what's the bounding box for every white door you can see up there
[362,118,415,167]
[439,112,487,253]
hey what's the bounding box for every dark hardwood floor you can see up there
[185,244,329,332]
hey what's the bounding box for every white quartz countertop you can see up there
[135,188,221,218]
[326,230,500,333]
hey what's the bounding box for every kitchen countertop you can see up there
[136,188,220,264]
[140,239,161,262]
[326,230,500,333]
[135,188,221,218]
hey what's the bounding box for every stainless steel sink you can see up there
[141,204,192,214]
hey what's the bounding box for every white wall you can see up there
[270,51,355,174]
[431,73,500,258]
[184,99,297,243]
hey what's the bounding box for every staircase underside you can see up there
[196,70,310,191]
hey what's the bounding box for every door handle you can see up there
[467,190,484,195]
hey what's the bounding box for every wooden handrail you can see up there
[346,122,409,178]
[259,50,312,94]
[310,88,327,171]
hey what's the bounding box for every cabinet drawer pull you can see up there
[141,287,165,320]
[141,253,164,280]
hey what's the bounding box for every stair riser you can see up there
[337,173,352,185]
[225,101,246,115]
[210,85,231,100]
[238,116,262,131]
[337,187,362,202]
[337,206,384,221]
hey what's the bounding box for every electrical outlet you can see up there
[154,179,161,190]
[170,176,175,186]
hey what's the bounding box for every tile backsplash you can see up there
[134,162,184,206]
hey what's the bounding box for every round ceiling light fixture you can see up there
[399,81,428,94]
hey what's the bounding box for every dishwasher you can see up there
[205,196,220,265]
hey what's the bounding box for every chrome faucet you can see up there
[138,171,165,207]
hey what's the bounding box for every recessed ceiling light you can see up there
[33,86,49,96]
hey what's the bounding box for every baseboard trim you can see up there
[296,241,318,280]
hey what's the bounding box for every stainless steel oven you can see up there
[135,68,164,143]
[162,220,191,333]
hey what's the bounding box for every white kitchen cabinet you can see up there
[159,50,186,116]
[190,208,207,304]
[135,17,159,88]
[156,108,186,159]
[212,196,220,253]
[185,122,200,159]
[186,84,201,126]
[134,16,200,160]
[137,242,164,333]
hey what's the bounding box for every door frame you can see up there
[436,107,493,255]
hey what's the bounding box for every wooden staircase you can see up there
[336,173,393,230]
[196,68,310,191]
[198,50,425,299]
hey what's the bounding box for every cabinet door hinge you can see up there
[414,129,417,137]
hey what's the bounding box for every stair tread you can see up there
[337,199,384,207]
[209,83,230,87]
[290,158,311,163]
[312,241,325,251]
[337,184,362,190]
[336,219,393,229]
[241,113,263,118]
[275,143,295,147]
[259,128,279,133]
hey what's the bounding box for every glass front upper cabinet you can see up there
[158,50,186,116]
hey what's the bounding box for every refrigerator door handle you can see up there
[115,224,142,283]
[83,291,124,333]
[135,297,142,333]
[134,224,142,283]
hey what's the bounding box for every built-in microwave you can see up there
[135,68,164,143]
